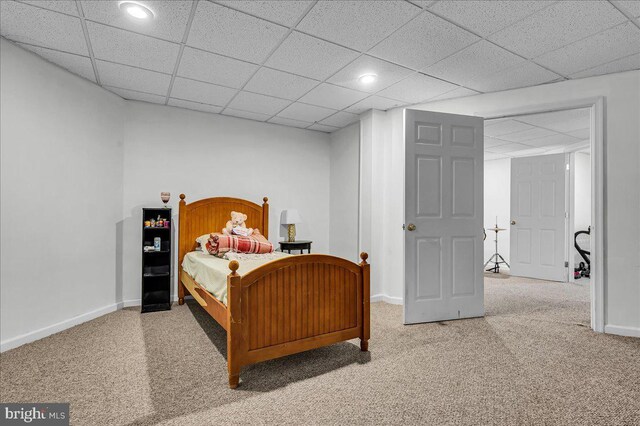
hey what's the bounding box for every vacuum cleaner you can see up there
[574,226,591,279]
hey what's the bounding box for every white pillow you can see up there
[195,234,211,251]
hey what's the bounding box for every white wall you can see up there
[369,70,640,333]
[0,39,125,350]
[359,109,404,303]
[121,102,332,303]
[572,152,591,268]
[483,158,511,265]
[329,123,360,263]
[574,152,591,231]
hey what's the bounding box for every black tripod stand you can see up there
[484,224,509,273]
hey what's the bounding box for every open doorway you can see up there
[483,107,594,324]
[400,98,604,333]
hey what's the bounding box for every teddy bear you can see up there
[222,211,254,236]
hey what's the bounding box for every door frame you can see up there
[477,97,604,333]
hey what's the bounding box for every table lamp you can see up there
[281,209,302,242]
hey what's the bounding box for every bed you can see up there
[178,194,370,388]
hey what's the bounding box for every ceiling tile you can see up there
[87,22,179,73]
[408,1,437,8]
[105,86,166,104]
[308,123,339,133]
[465,61,561,93]
[97,60,171,95]
[496,127,557,143]
[488,1,628,59]
[424,87,481,102]
[81,1,192,43]
[430,1,554,37]
[535,22,640,76]
[516,109,590,133]
[320,111,360,128]
[187,1,288,63]
[222,108,272,122]
[265,32,359,80]
[486,142,532,154]
[377,73,458,103]
[570,53,640,79]
[423,40,526,87]
[484,119,534,137]
[617,1,640,18]
[170,77,237,106]
[20,0,78,16]
[297,0,419,51]
[268,116,313,129]
[484,137,511,149]
[298,83,369,110]
[177,47,259,89]
[566,128,591,140]
[226,91,291,115]
[214,0,313,27]
[327,55,414,93]
[277,102,336,122]
[243,67,319,100]
[168,98,223,114]
[1,1,87,55]
[520,133,581,148]
[369,12,479,70]
[344,95,406,114]
[18,44,96,82]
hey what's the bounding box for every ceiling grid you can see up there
[1,0,638,132]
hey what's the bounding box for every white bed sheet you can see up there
[181,251,290,305]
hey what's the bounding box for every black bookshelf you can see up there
[141,208,172,313]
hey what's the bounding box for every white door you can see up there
[404,109,484,324]
[510,154,568,282]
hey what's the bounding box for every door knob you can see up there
[511,220,516,225]
[407,223,416,231]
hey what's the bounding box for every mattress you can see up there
[181,251,290,305]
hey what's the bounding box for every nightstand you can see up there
[279,240,312,254]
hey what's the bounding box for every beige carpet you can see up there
[2,276,639,425]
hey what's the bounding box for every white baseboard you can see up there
[604,324,640,338]
[371,293,403,305]
[122,295,188,308]
[122,299,141,308]
[0,303,120,353]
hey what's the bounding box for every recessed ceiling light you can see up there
[358,74,377,85]
[119,1,154,20]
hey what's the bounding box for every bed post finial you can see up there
[360,252,369,264]
[179,194,186,203]
[229,260,240,276]
[262,197,269,240]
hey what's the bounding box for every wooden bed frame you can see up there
[178,194,370,388]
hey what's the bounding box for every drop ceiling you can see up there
[484,108,590,160]
[1,0,639,133]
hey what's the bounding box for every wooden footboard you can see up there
[226,253,370,388]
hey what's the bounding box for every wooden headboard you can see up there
[178,194,269,265]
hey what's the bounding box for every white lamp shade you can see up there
[281,209,302,225]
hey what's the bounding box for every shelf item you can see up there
[141,207,172,313]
